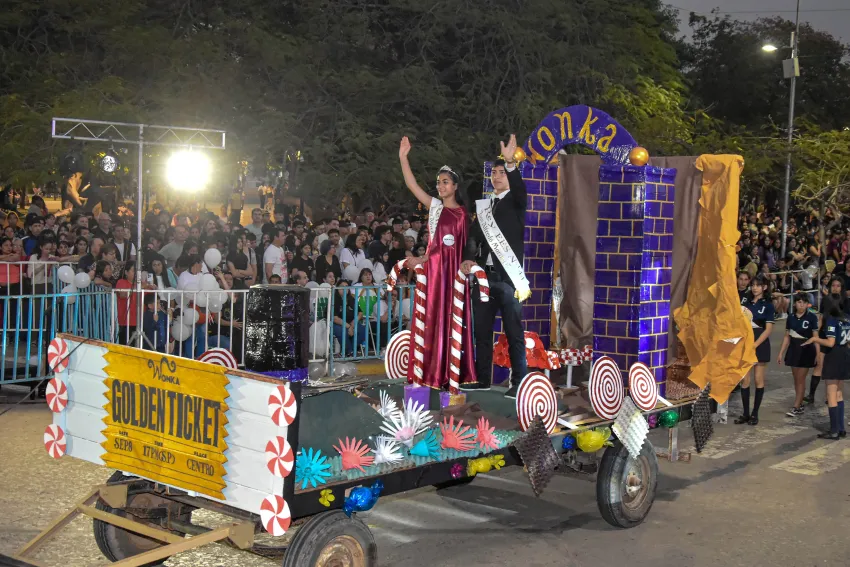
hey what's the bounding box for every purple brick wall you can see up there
[592,165,676,393]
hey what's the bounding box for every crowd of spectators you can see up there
[735,203,850,317]
[0,188,429,360]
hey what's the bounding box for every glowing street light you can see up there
[166,150,211,192]
[761,44,779,52]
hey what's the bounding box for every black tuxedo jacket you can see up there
[464,167,527,285]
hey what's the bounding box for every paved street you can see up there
[3,326,850,566]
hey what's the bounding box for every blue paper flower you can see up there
[409,429,440,459]
[343,480,384,517]
[562,435,577,450]
[295,447,332,489]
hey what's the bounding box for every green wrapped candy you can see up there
[658,410,679,428]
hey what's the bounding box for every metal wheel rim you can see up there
[315,535,366,567]
[621,454,650,511]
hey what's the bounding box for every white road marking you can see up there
[363,509,425,529]
[474,473,528,487]
[367,526,417,543]
[770,443,850,476]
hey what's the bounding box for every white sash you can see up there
[476,198,531,301]
[428,197,443,244]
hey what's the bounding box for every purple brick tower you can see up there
[592,165,676,392]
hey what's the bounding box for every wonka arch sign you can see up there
[523,105,637,166]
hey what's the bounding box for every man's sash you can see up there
[476,198,531,301]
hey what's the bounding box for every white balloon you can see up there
[208,299,223,314]
[172,315,185,328]
[194,292,209,308]
[201,273,219,291]
[308,361,326,379]
[401,298,412,319]
[305,281,319,289]
[62,284,77,304]
[344,362,358,376]
[171,322,195,342]
[212,291,228,304]
[309,321,329,356]
[332,364,347,378]
[58,266,75,285]
[185,309,200,325]
[342,265,360,282]
[73,272,91,289]
[358,259,374,271]
[204,248,222,269]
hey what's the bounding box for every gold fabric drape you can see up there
[673,155,756,403]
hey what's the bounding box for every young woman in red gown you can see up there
[398,137,476,389]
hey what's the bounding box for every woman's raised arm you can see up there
[399,137,432,208]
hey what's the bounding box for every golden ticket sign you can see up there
[101,344,230,499]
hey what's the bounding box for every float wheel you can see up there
[282,510,376,567]
[596,437,658,528]
[92,472,191,566]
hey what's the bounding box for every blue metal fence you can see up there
[0,288,113,384]
[327,283,415,375]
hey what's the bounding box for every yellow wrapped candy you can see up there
[575,427,612,453]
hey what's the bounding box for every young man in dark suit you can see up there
[462,134,528,398]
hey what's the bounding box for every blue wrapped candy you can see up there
[562,435,577,451]
[342,480,384,517]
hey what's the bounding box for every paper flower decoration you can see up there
[372,436,403,465]
[475,417,499,450]
[450,463,464,479]
[380,398,433,447]
[562,435,577,450]
[440,416,475,451]
[409,429,441,459]
[343,480,384,517]
[333,437,375,472]
[377,390,401,420]
[319,489,335,507]
[295,447,332,489]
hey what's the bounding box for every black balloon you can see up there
[244,285,311,373]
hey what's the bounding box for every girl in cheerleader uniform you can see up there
[778,292,819,417]
[736,274,775,426]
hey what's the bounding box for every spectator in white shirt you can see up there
[340,233,366,270]
[264,228,287,284]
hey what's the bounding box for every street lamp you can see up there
[763,0,800,258]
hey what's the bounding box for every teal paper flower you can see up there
[295,447,332,489]
[410,429,441,459]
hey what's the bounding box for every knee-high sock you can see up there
[740,386,751,417]
[839,401,846,433]
[829,405,839,434]
[809,375,821,398]
[752,387,765,418]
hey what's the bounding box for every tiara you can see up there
[437,165,458,178]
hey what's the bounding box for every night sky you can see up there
[669,0,849,42]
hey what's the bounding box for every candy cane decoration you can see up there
[385,259,409,292]
[411,264,427,385]
[447,270,467,394]
[468,265,490,303]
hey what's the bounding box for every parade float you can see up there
[7,106,752,567]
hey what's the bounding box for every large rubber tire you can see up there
[596,437,658,528]
[282,510,377,567]
[92,472,189,566]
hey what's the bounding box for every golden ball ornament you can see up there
[628,146,650,166]
[512,147,527,164]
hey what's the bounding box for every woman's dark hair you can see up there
[75,236,88,251]
[299,241,311,255]
[820,276,846,316]
[436,165,460,185]
[94,260,111,279]
[747,274,770,301]
[793,292,810,304]
[358,268,373,283]
[0,237,12,249]
[344,234,359,254]
[175,253,201,271]
[119,261,135,281]
[284,234,298,251]
[32,232,56,257]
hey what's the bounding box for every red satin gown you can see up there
[407,202,477,389]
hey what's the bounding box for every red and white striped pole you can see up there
[447,270,468,394]
[411,264,427,385]
[468,265,490,302]
[385,259,409,292]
